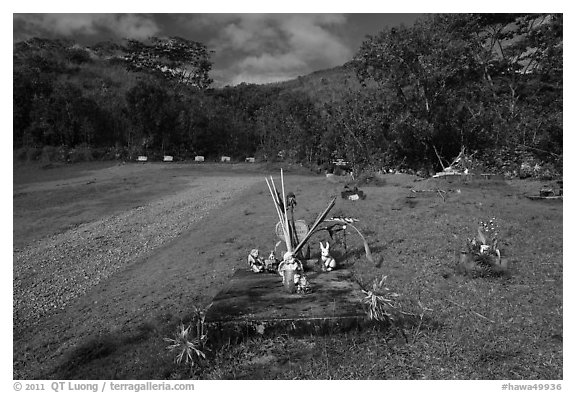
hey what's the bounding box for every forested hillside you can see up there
[13,14,562,177]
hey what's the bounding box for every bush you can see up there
[14,147,29,162]
[90,147,107,160]
[68,144,94,163]
[126,146,144,161]
[25,147,41,162]
[355,171,387,187]
[39,146,59,163]
[100,147,127,161]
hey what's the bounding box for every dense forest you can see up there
[13,14,562,177]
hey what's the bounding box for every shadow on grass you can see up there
[330,244,387,268]
[48,319,169,379]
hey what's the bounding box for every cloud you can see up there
[229,72,296,86]
[183,14,352,85]
[12,13,356,86]
[13,14,160,42]
[239,52,306,72]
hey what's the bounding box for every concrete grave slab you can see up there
[205,268,367,342]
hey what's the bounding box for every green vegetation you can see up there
[164,310,208,371]
[13,14,562,175]
[13,164,562,379]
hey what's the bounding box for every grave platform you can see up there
[205,268,367,342]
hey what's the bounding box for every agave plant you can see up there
[164,303,211,370]
[360,275,400,323]
[164,323,206,368]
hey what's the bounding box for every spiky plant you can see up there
[164,323,206,368]
[360,275,400,323]
[164,303,211,370]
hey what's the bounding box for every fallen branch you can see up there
[448,146,466,169]
[432,144,447,171]
[410,188,447,202]
[437,188,446,202]
[411,189,448,193]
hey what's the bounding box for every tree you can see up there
[125,80,176,153]
[352,13,562,168]
[122,37,213,89]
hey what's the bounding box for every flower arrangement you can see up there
[466,218,500,259]
[461,218,508,276]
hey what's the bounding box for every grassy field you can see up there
[13,162,562,380]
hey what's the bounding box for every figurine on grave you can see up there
[296,274,311,294]
[247,249,265,273]
[264,250,279,272]
[320,241,337,271]
[278,251,304,293]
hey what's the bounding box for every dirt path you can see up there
[13,164,271,379]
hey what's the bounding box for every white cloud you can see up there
[13,13,355,86]
[111,14,160,39]
[13,14,160,41]
[229,72,297,86]
[195,14,352,85]
[239,52,306,72]
[282,15,351,64]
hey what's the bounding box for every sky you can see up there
[12,13,422,86]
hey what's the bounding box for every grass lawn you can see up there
[13,163,562,380]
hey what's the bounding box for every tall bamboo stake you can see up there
[280,169,292,252]
[269,174,291,250]
[269,176,283,212]
[269,175,287,232]
[293,196,336,255]
[265,178,287,241]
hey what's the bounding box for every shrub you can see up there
[90,147,108,160]
[25,147,41,162]
[164,304,211,373]
[355,170,387,187]
[14,147,29,162]
[39,146,59,163]
[68,144,94,163]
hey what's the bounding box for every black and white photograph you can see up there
[11,7,564,388]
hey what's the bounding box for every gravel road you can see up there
[13,175,261,335]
